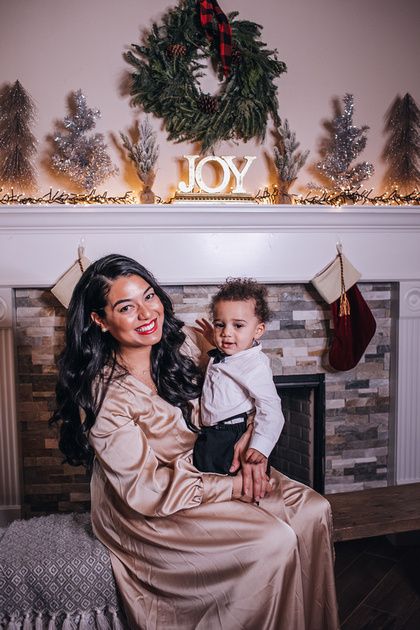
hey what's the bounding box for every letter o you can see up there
[195,156,231,194]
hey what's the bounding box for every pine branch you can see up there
[120,117,159,185]
[274,118,309,184]
[125,0,286,153]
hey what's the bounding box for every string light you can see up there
[1,186,418,207]
[254,187,279,204]
[254,187,419,206]
[293,188,420,207]
[0,188,137,205]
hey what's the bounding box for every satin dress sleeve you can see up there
[89,378,233,518]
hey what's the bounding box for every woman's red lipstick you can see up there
[135,319,158,335]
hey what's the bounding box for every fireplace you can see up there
[1,204,420,524]
[271,374,325,493]
[11,280,390,517]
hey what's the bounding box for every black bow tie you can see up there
[208,348,227,364]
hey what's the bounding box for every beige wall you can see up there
[1,0,419,199]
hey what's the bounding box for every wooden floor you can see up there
[335,533,420,629]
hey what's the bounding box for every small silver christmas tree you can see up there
[316,93,374,191]
[0,80,37,192]
[51,90,118,191]
[120,117,159,203]
[273,118,309,203]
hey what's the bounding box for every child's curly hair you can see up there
[210,278,271,323]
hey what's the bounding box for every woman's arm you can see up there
[90,386,234,517]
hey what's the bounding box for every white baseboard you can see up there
[396,477,420,485]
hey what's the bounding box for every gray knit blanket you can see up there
[0,512,127,629]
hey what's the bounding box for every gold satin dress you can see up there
[89,331,340,630]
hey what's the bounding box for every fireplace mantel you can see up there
[1,204,420,287]
[1,204,420,524]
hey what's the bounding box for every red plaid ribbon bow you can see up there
[199,0,232,77]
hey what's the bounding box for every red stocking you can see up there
[329,285,376,371]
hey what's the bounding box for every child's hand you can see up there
[193,318,215,346]
[245,448,267,465]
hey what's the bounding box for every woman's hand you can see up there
[232,472,253,503]
[192,318,215,347]
[230,425,271,502]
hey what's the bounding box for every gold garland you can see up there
[0,188,138,205]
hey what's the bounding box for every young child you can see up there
[193,278,285,475]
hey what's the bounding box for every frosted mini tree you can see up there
[273,118,309,203]
[52,90,117,191]
[382,93,420,193]
[316,94,373,191]
[0,80,37,192]
[120,117,159,203]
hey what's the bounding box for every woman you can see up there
[51,254,339,630]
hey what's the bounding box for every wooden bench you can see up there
[328,483,420,542]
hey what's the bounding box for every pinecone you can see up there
[166,43,187,59]
[198,93,220,114]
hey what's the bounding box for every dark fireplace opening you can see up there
[269,374,325,493]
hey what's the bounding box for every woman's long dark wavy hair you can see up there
[50,254,203,468]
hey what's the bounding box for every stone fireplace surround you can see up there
[1,204,420,524]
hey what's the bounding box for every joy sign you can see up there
[178,155,256,194]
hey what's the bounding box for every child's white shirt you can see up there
[200,343,285,458]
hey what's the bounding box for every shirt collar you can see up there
[208,341,261,364]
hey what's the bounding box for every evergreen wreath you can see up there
[125,0,286,153]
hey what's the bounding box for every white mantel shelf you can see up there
[1,203,420,523]
[1,204,420,287]
[1,204,420,232]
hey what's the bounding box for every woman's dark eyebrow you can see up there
[111,285,153,309]
[111,298,131,309]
